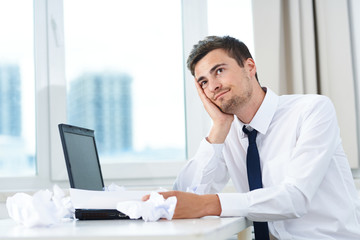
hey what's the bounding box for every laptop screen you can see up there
[59,124,104,191]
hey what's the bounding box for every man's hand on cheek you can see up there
[194,79,234,124]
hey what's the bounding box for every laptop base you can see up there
[75,209,129,220]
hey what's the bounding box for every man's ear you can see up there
[245,58,257,78]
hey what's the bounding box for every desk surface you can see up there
[0,217,250,240]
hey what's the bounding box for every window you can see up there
[0,0,36,177]
[63,0,186,164]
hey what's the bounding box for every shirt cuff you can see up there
[217,193,250,217]
[203,140,224,170]
[194,139,224,166]
[201,138,224,152]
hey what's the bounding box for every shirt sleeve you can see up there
[219,96,342,221]
[173,138,230,194]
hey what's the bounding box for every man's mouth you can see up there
[214,89,230,101]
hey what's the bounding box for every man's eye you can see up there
[200,81,207,88]
[216,68,223,75]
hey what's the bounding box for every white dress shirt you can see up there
[174,88,360,240]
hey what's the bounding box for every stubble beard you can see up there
[218,88,252,114]
[218,96,242,114]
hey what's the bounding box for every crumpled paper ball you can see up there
[6,185,74,228]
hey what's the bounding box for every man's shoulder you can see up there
[276,94,335,119]
[279,93,331,107]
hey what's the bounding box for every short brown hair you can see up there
[187,36,257,80]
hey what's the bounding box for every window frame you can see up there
[0,0,52,190]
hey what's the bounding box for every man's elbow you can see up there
[288,185,310,218]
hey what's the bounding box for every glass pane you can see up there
[64,0,186,163]
[0,0,36,176]
[207,0,255,58]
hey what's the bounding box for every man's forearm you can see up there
[153,191,222,219]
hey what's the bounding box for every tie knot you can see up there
[242,126,257,143]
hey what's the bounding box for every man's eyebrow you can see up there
[209,63,226,74]
[197,76,205,83]
[196,63,227,83]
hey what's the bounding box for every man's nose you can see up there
[208,78,221,92]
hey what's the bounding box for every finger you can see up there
[141,194,150,201]
[194,84,219,112]
[194,80,215,108]
[157,191,176,199]
[194,79,208,100]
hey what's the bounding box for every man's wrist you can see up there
[207,121,232,144]
[202,194,222,216]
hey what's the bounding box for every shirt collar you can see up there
[236,87,279,136]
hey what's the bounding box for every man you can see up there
[144,36,360,239]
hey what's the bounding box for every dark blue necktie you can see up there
[243,126,270,240]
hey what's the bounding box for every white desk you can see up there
[0,217,251,240]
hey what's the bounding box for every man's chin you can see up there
[219,106,233,115]
[219,103,237,115]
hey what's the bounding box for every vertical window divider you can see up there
[46,0,68,181]
[182,0,211,159]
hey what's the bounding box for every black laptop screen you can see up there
[63,131,104,191]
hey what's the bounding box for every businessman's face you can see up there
[194,49,255,114]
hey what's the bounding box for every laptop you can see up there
[58,123,129,220]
